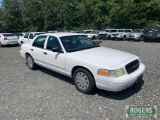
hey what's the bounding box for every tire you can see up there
[108,35,111,40]
[73,68,95,94]
[20,41,23,45]
[123,36,126,41]
[139,36,144,41]
[92,36,95,40]
[0,42,3,47]
[26,54,36,70]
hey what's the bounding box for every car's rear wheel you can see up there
[0,42,3,47]
[73,68,95,94]
[26,55,36,70]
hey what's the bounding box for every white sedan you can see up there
[0,33,19,47]
[20,33,145,93]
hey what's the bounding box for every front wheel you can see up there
[73,68,95,94]
[26,55,36,70]
[123,36,126,41]
[139,36,144,41]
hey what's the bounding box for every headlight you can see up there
[135,34,139,37]
[98,68,126,78]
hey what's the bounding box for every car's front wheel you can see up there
[123,36,126,41]
[73,68,95,93]
[26,55,36,70]
[20,41,23,45]
[139,36,144,41]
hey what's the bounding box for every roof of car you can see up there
[28,32,45,34]
[41,33,85,37]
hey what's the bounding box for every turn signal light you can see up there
[98,70,109,76]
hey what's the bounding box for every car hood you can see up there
[70,46,137,68]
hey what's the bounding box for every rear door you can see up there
[31,35,47,64]
[28,33,34,43]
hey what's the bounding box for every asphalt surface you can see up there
[0,40,160,120]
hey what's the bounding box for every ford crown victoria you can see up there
[20,33,145,93]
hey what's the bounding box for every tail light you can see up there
[4,37,8,40]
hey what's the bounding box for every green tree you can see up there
[44,0,64,30]
[2,0,23,32]
[22,0,44,31]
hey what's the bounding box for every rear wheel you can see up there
[0,42,3,47]
[73,68,95,94]
[26,54,36,70]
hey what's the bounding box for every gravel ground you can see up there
[0,41,160,120]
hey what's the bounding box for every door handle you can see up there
[43,52,47,55]
[31,49,33,51]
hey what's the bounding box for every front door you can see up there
[43,36,66,72]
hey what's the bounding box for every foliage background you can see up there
[0,0,160,32]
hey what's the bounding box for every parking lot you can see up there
[0,40,160,120]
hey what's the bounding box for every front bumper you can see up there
[111,36,123,40]
[128,37,140,40]
[94,63,145,92]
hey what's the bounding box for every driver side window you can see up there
[46,36,61,51]
[32,36,47,49]
[24,34,29,38]
[29,33,34,39]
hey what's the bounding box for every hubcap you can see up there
[27,56,33,68]
[75,72,89,90]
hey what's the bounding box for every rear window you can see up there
[2,33,16,37]
[18,33,24,36]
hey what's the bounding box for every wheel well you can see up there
[25,53,31,59]
[71,66,94,79]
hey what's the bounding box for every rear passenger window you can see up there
[32,36,47,49]
[29,34,34,39]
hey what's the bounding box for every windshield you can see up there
[90,31,97,34]
[118,30,124,32]
[105,30,110,32]
[110,30,117,32]
[133,29,142,33]
[2,33,16,37]
[60,35,99,52]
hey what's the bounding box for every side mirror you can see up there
[52,47,63,53]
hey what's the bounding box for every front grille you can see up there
[129,36,135,37]
[113,34,118,36]
[125,60,139,74]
